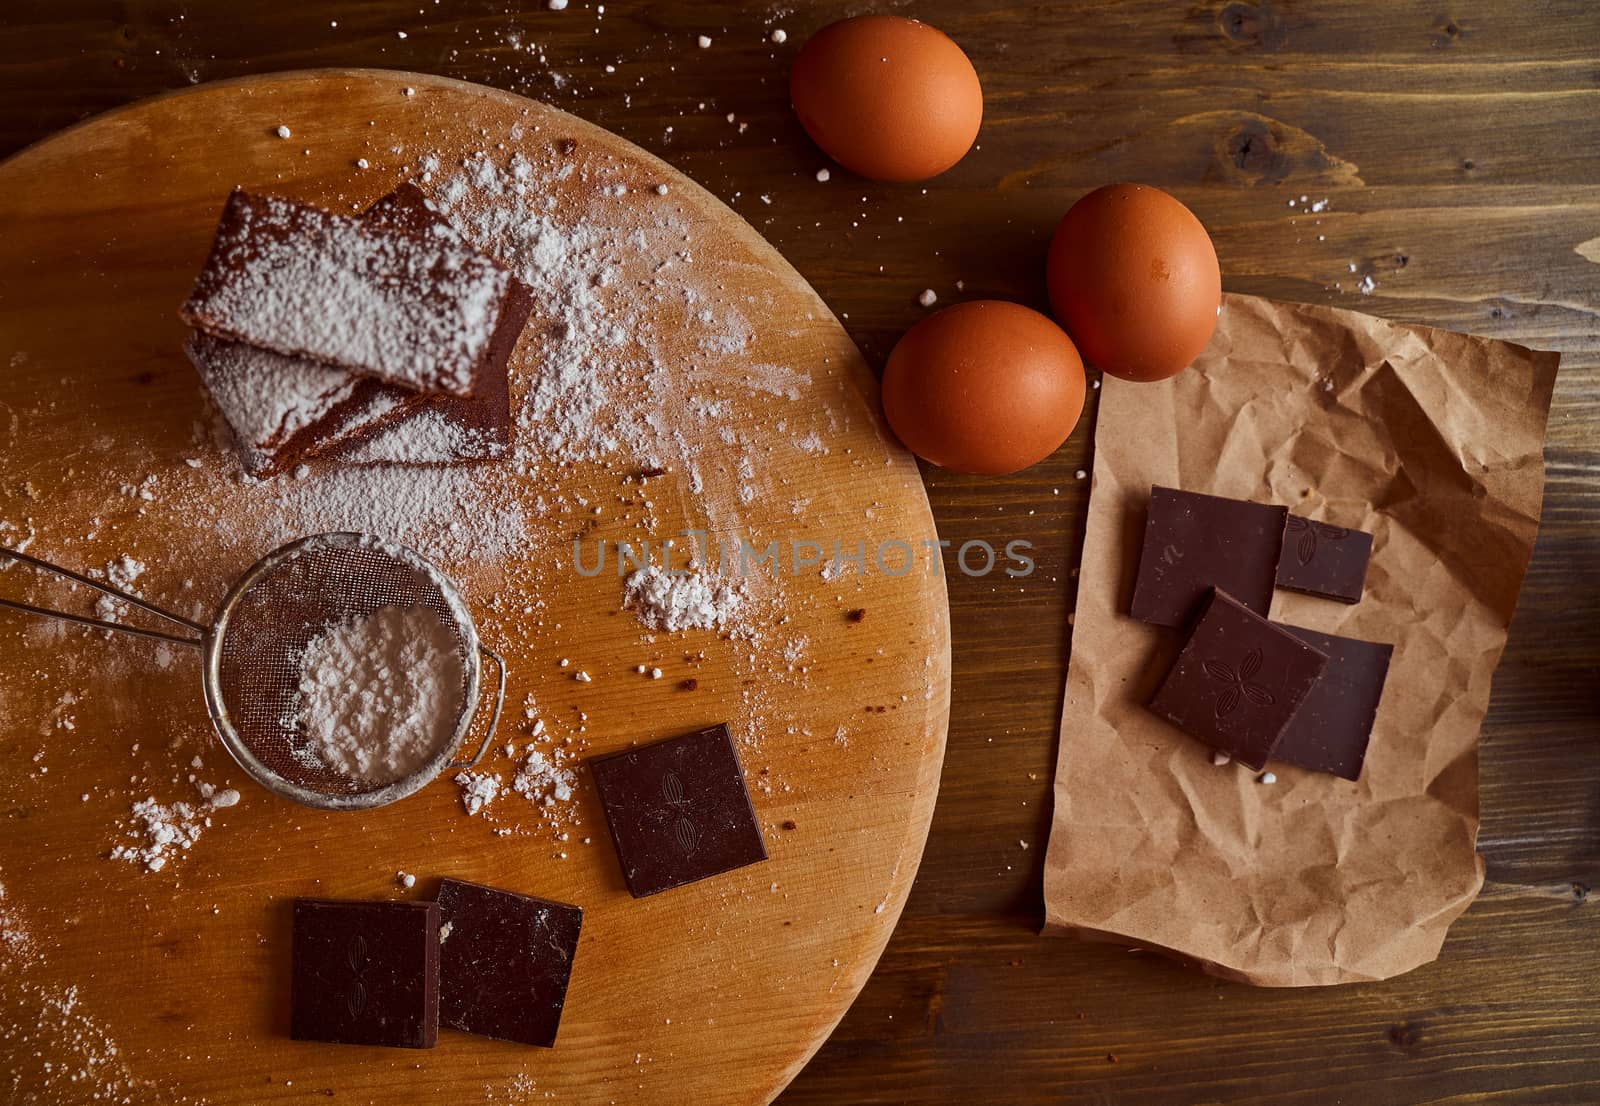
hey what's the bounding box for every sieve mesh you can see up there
[204,534,479,808]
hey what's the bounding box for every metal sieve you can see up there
[0,532,505,811]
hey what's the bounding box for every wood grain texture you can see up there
[1,1,1597,1103]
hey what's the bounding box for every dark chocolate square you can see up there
[1148,589,1329,770]
[589,723,768,898]
[437,879,582,1048]
[1271,625,1393,780]
[1130,486,1288,627]
[290,898,439,1049]
[1275,515,1374,604]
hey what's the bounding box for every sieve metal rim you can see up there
[200,531,484,812]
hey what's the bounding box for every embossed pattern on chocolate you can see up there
[1276,514,1374,604]
[1200,647,1276,717]
[290,898,439,1049]
[1148,588,1329,770]
[588,723,767,898]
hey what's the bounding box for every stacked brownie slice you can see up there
[179,185,533,475]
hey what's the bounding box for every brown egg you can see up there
[1046,183,1221,382]
[790,16,982,183]
[882,301,1086,475]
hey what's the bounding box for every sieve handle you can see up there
[449,644,507,770]
[0,545,206,647]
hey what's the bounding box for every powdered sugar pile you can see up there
[0,518,36,562]
[454,723,584,845]
[623,566,743,632]
[512,747,575,804]
[293,604,465,785]
[455,747,577,817]
[107,781,241,873]
[93,554,146,622]
[104,555,145,592]
[455,770,502,816]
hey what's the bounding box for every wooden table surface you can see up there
[2,2,1596,1103]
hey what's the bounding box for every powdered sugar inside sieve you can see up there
[204,533,494,809]
[289,603,466,786]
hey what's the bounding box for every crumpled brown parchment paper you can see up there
[1041,293,1560,986]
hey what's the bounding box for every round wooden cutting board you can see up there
[0,70,949,1105]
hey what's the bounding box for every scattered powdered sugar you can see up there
[486,1070,545,1104]
[4,873,188,1100]
[426,147,801,483]
[794,431,828,455]
[0,982,139,1103]
[293,604,465,786]
[430,152,642,464]
[93,554,146,622]
[108,779,241,873]
[48,691,77,736]
[0,518,34,564]
[265,463,527,563]
[820,557,854,582]
[455,770,502,816]
[0,881,33,959]
[512,748,575,805]
[623,566,743,632]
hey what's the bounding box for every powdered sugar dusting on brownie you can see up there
[302,386,417,457]
[182,190,511,394]
[185,333,364,472]
[341,407,504,465]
